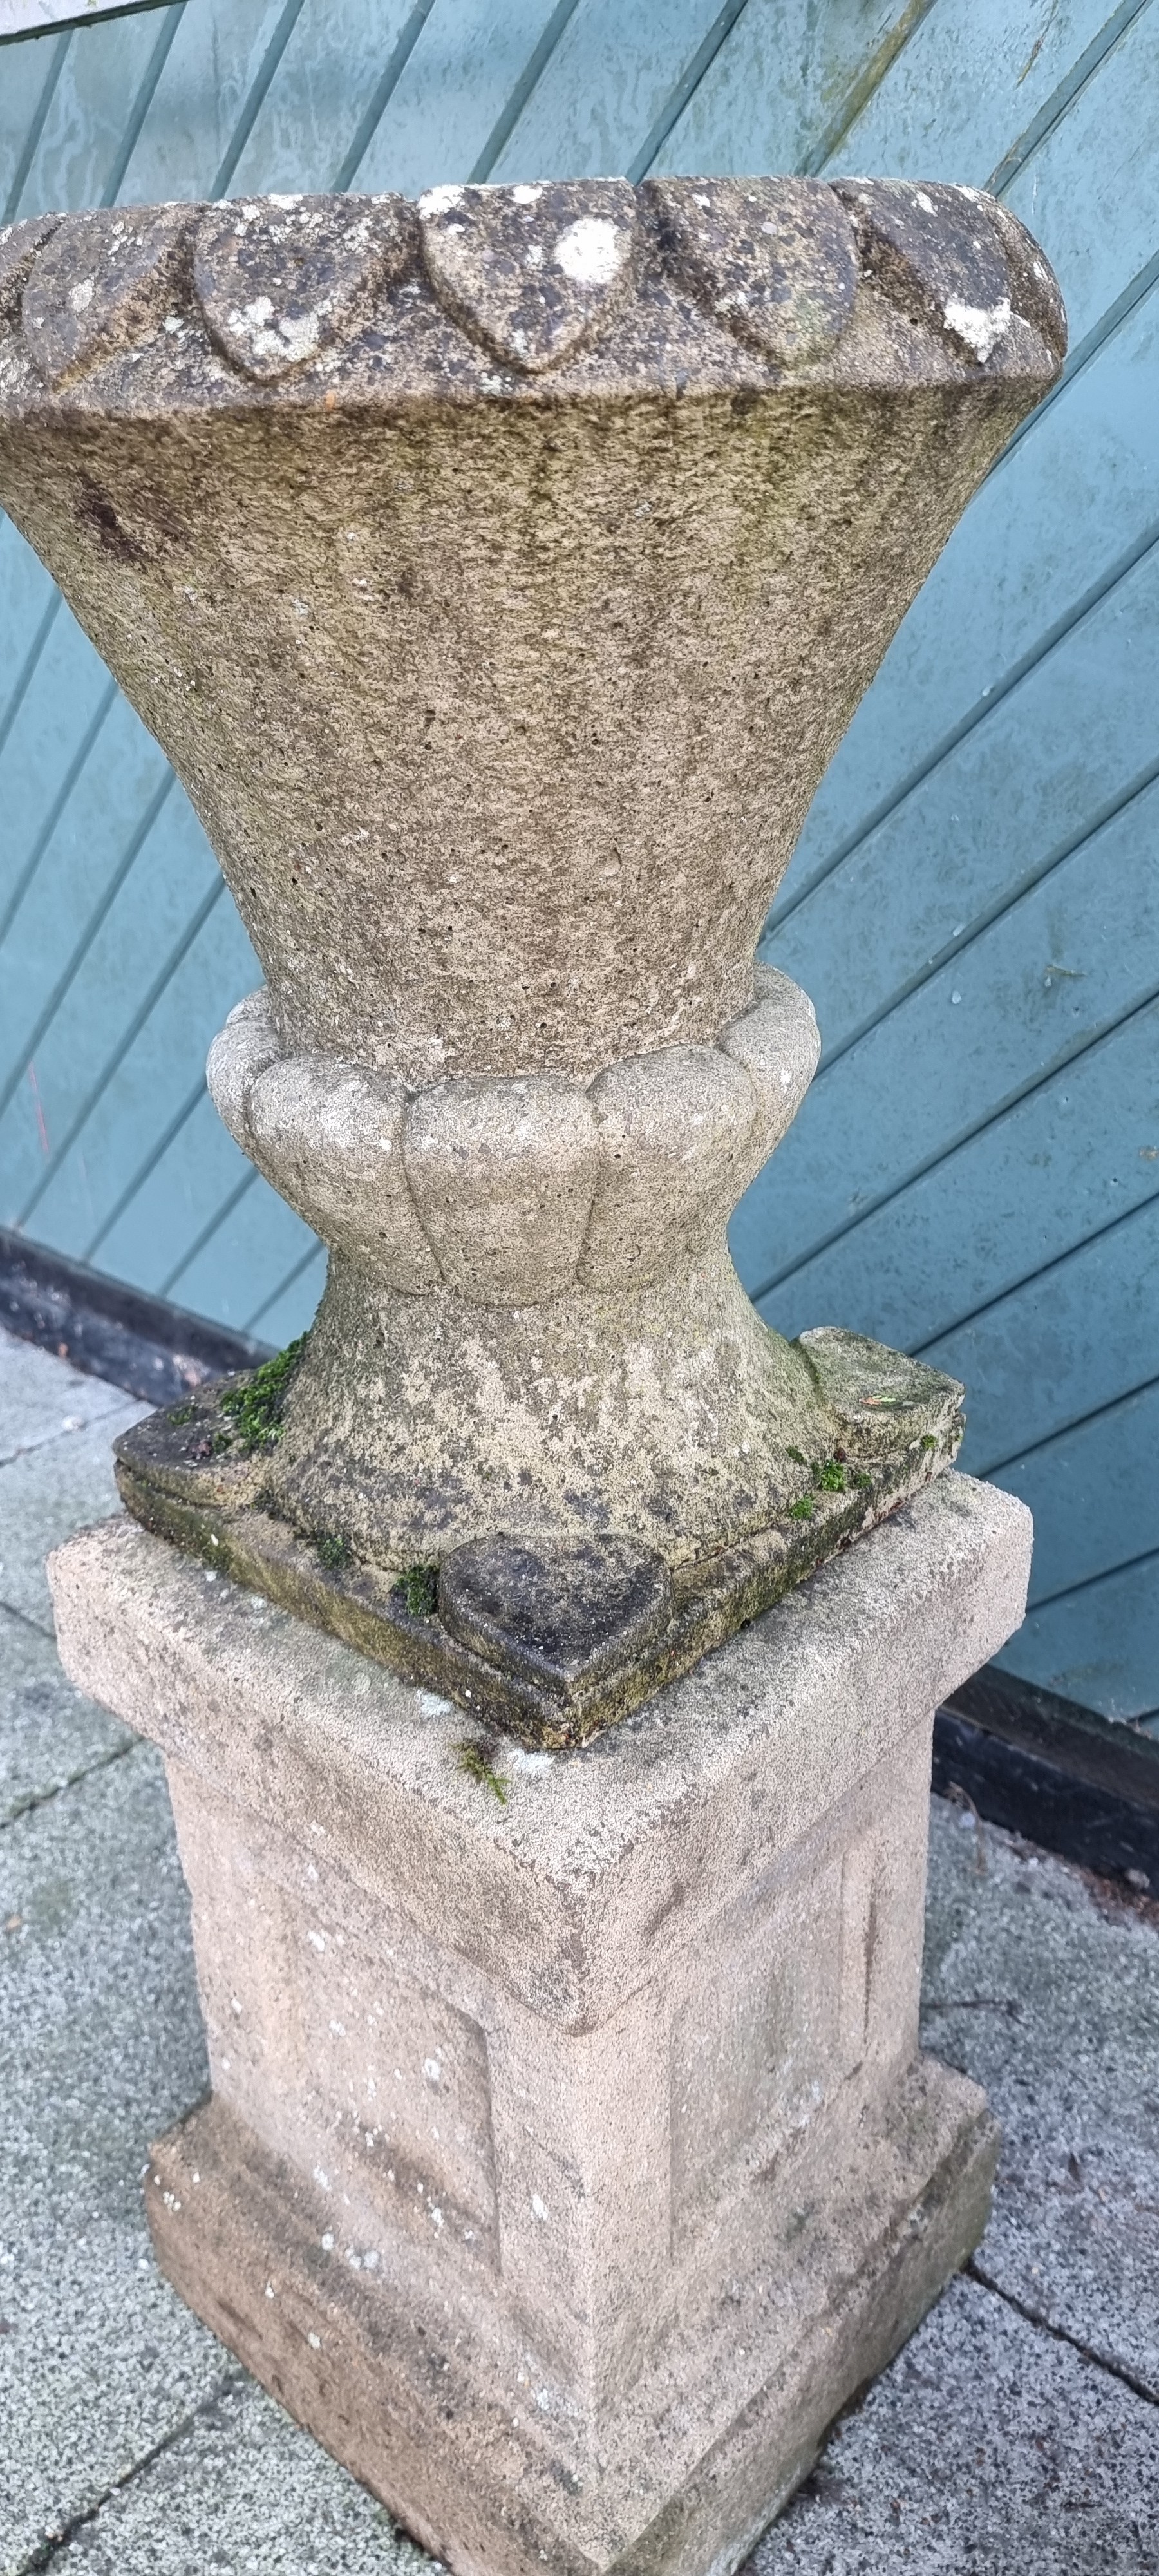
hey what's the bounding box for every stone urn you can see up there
[0,178,1064,1740]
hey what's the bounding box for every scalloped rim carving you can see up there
[0,175,1066,404]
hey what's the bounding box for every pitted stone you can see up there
[247,1056,437,1286]
[835,178,1033,368]
[0,215,59,325]
[418,178,637,373]
[719,969,821,1148]
[403,1074,599,1303]
[983,190,1068,363]
[194,191,413,381]
[438,1530,672,1700]
[647,176,858,366]
[580,1042,759,1291]
[205,991,281,1152]
[22,202,198,388]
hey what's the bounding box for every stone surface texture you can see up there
[48,1472,1032,2576]
[5,1326,1157,2571]
[0,179,1064,1586]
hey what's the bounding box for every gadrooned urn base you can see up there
[114,1322,965,1746]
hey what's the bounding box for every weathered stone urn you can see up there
[1,174,1062,1738]
[19,174,1058,2576]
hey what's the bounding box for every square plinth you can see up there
[50,1473,1032,2576]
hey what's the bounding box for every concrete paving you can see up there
[1,1321,1157,2573]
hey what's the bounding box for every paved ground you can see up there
[1,1320,1156,2575]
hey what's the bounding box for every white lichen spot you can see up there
[553,215,623,287]
[308,2330,321,2349]
[308,1929,326,1952]
[424,2057,442,2083]
[321,2230,334,2249]
[70,277,95,314]
[943,296,1012,361]
[421,184,465,216]
[531,2193,549,2221]
[512,184,543,207]
[330,2018,347,2037]
[269,193,303,209]
[915,189,935,214]
[314,2166,330,2191]
[525,243,544,269]
[164,314,184,336]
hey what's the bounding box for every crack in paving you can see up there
[13,2369,249,2572]
[968,2256,1159,2410]
[1,1734,139,1835]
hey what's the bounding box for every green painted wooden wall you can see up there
[1,0,1156,1727]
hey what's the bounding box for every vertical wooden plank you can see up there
[114,0,300,202]
[765,546,1159,1056]
[921,1195,1159,1475]
[0,610,113,924]
[1002,3,1159,345]
[749,779,1159,1291]
[225,0,419,196]
[0,26,70,221]
[997,1555,1159,1720]
[12,4,182,218]
[990,1378,1159,1607]
[821,1,1133,188]
[488,0,730,182]
[248,1242,325,1345]
[0,784,219,1223]
[346,0,567,198]
[28,877,261,1249]
[743,1003,1159,1352]
[93,1084,254,1291]
[0,695,171,1175]
[167,1164,319,1325]
[0,517,56,710]
[652,0,911,178]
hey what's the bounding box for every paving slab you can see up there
[751,2268,1159,2574]
[0,1397,146,1633]
[0,1327,130,1472]
[30,2377,425,2575]
[0,1600,133,1825]
[922,1794,1159,2397]
[0,1745,220,2573]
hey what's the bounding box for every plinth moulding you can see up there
[12,171,1059,2576]
[0,175,1062,1739]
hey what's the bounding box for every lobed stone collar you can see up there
[0,175,1064,417]
[208,967,820,1303]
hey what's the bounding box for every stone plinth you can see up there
[51,1472,1031,2576]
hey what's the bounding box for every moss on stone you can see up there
[397,1562,440,1619]
[455,1739,509,1804]
[218,1336,308,1455]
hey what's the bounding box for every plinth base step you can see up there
[147,2065,997,2576]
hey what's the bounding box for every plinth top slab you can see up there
[50,1474,1030,2031]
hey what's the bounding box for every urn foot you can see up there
[113,1324,965,1746]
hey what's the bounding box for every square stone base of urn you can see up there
[49,1473,1032,2576]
